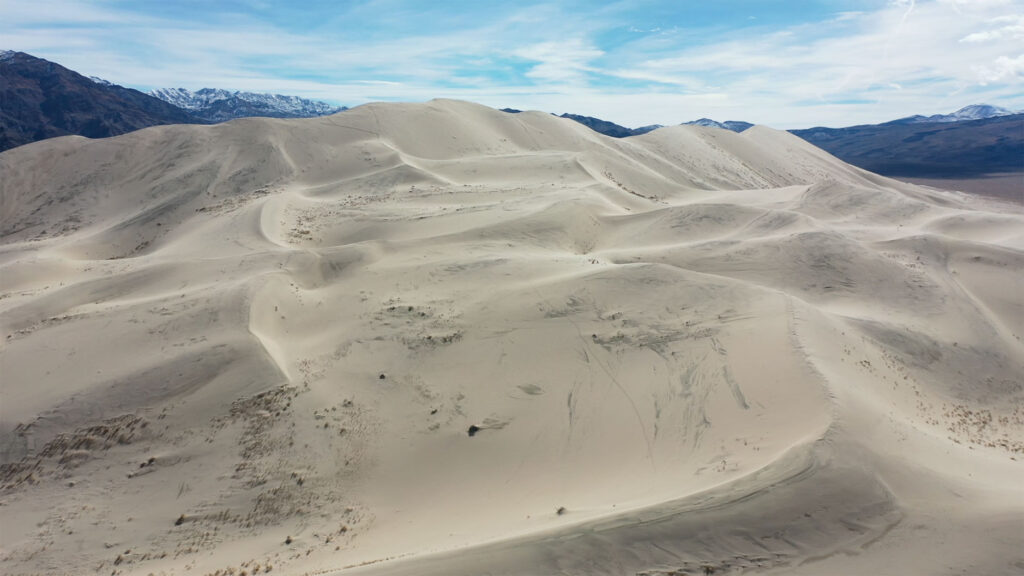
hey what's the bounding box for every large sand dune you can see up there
[1,99,1022,575]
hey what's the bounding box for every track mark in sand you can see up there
[798,508,905,566]
[531,286,654,461]
[601,169,664,203]
[573,316,655,464]
[677,353,715,448]
[323,116,381,138]
[711,336,749,410]
[565,378,582,442]
[515,383,545,396]
[722,365,750,410]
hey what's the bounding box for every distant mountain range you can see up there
[556,113,662,138]
[682,118,754,132]
[881,104,1016,125]
[0,50,195,152]
[500,109,662,137]
[546,105,1020,182]
[2,51,1020,185]
[558,104,1016,139]
[790,111,1023,178]
[0,51,345,153]
[148,87,345,123]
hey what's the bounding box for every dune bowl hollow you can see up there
[1,99,1023,576]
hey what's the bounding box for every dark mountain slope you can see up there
[557,113,661,138]
[790,113,1023,178]
[0,51,201,153]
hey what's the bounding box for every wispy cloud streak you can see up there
[1,0,1021,128]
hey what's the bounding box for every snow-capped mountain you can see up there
[149,87,345,122]
[888,104,1017,125]
[683,118,754,133]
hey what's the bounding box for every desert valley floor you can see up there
[1,100,1022,575]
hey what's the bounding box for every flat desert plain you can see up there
[1,100,1022,575]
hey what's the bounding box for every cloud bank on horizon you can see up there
[2,0,1022,128]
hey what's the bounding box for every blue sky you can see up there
[2,0,1022,128]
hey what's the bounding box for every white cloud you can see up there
[940,0,1013,6]
[2,0,1022,128]
[832,11,866,22]
[974,53,1024,82]
[513,39,604,83]
[589,0,1024,126]
[960,14,1024,41]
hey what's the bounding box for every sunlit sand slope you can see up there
[1,100,1021,576]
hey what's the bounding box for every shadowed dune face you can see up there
[1,99,1022,576]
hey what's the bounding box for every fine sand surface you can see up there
[898,172,1023,205]
[1,99,1022,576]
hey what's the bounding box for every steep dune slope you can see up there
[1,99,1021,576]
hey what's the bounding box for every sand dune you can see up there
[1,99,1022,576]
